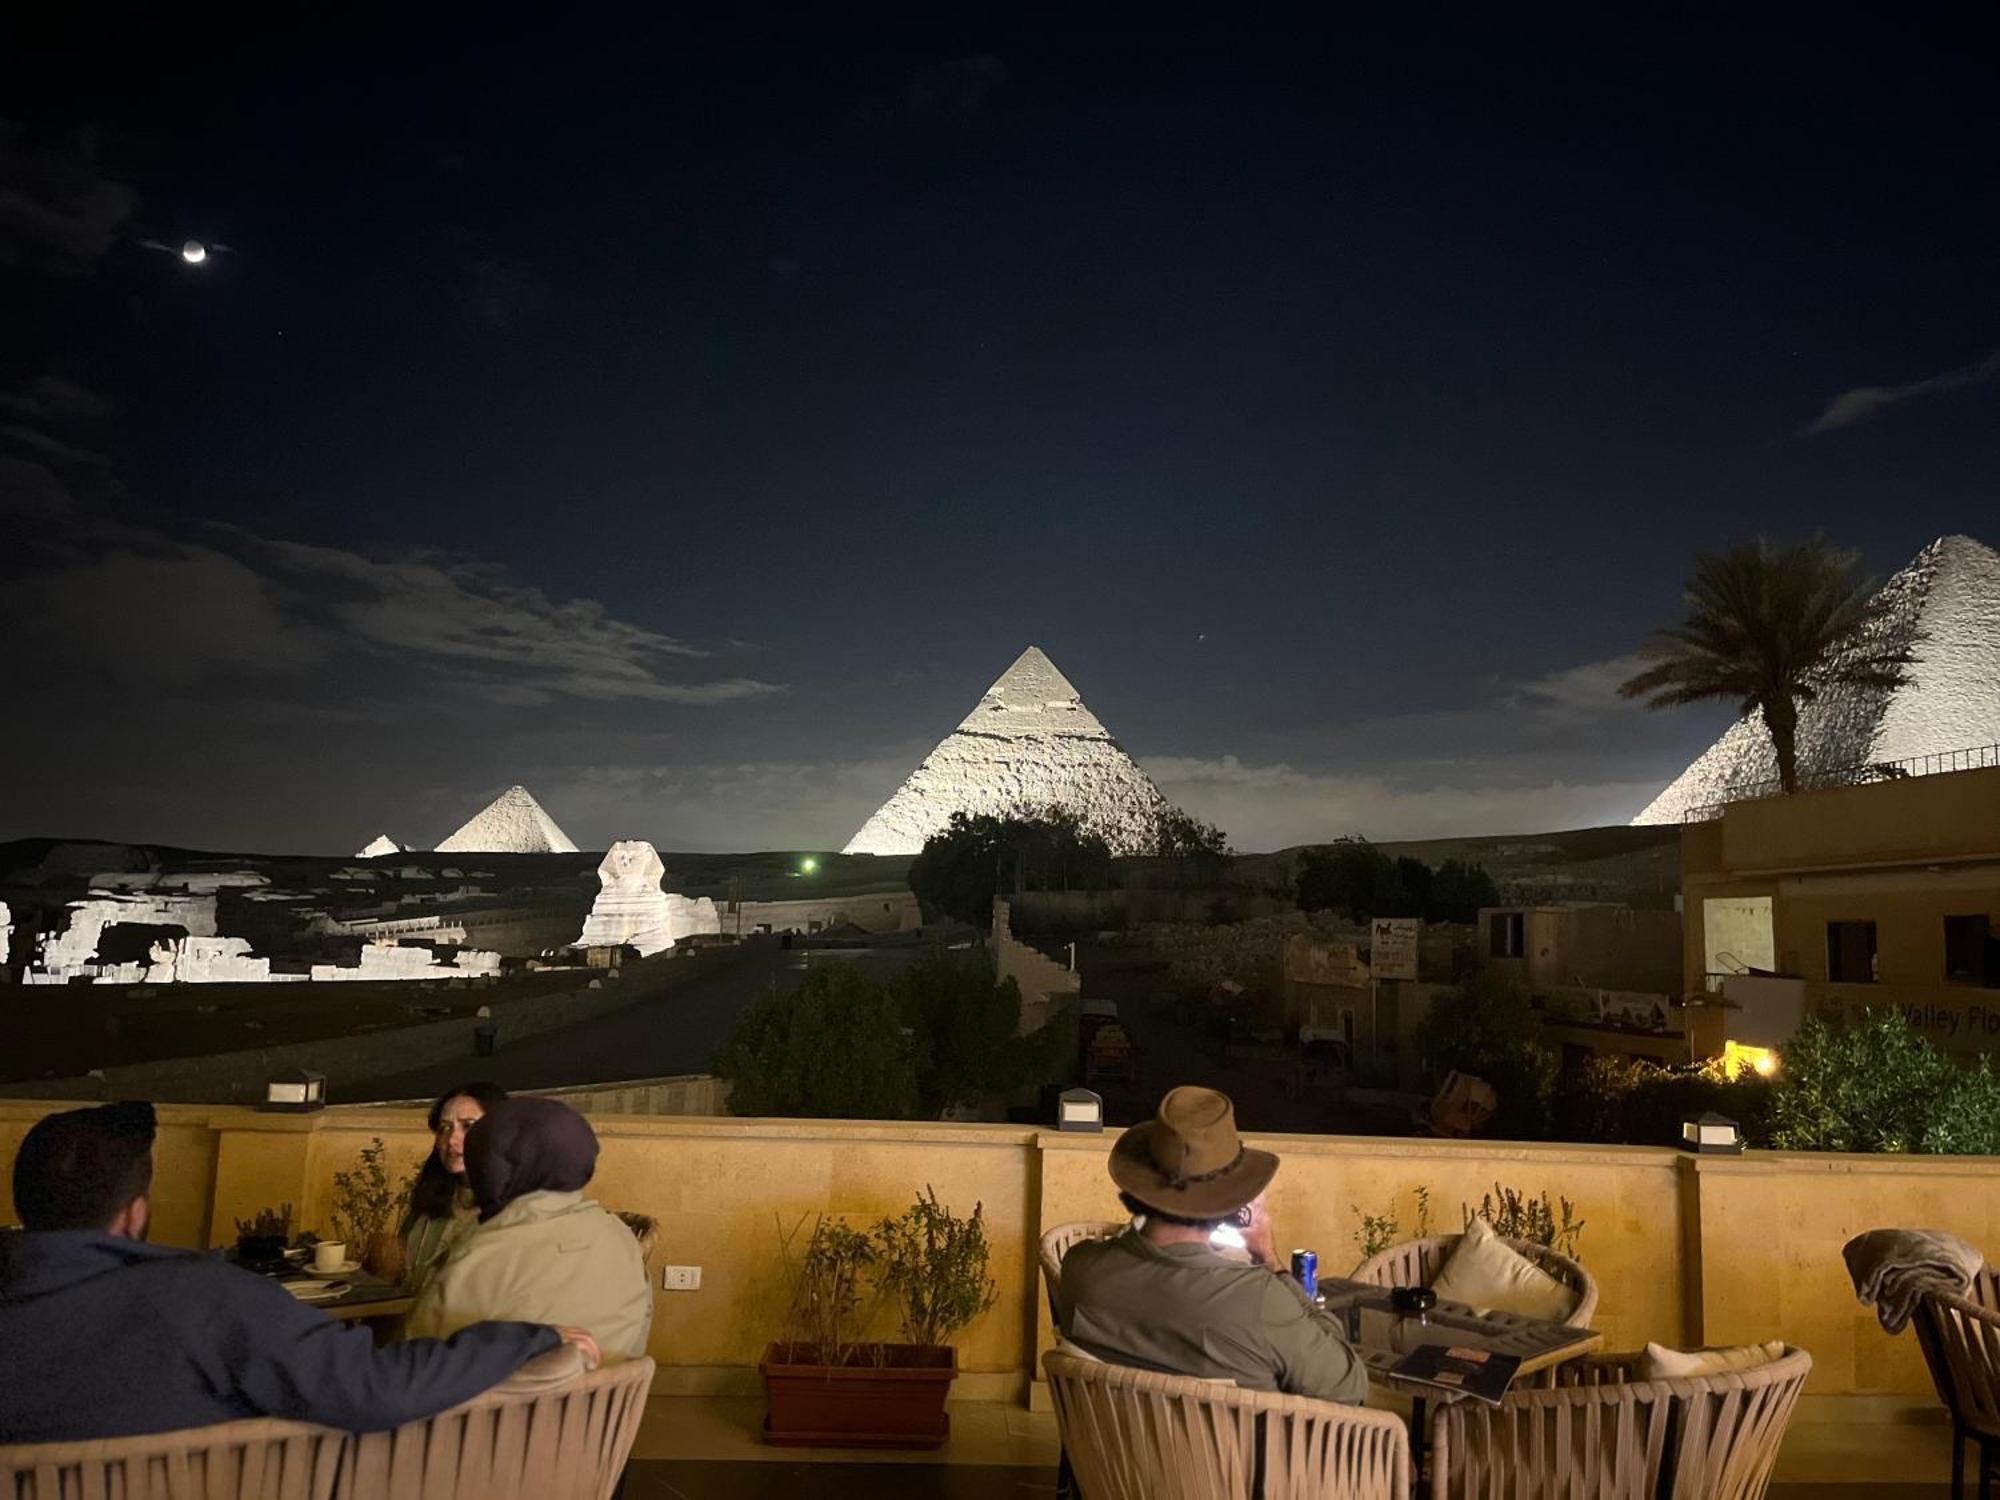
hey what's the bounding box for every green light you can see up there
[800,857,819,875]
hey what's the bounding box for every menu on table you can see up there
[1381,1344,1522,1406]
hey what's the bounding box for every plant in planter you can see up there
[234,1204,294,1267]
[760,1188,997,1450]
[329,1137,411,1280]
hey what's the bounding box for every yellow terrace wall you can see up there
[2,1100,1992,1412]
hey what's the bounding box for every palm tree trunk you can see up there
[1764,696,1801,793]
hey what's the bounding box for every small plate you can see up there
[285,1280,350,1300]
[305,1259,362,1276]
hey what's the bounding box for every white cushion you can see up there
[1428,1217,1579,1323]
[1636,1339,1785,1380]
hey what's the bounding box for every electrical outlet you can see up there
[662,1265,701,1291]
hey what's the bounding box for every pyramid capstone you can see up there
[434,785,579,854]
[1633,534,2000,823]
[843,646,1172,856]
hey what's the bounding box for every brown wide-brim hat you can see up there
[1108,1085,1277,1219]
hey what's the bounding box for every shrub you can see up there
[1561,1054,1774,1147]
[1768,1010,1959,1153]
[874,1187,999,1347]
[1413,969,1557,1138]
[717,965,920,1119]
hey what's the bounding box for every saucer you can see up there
[307,1259,362,1276]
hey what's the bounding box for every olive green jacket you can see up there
[1056,1229,1368,1405]
[401,1191,479,1300]
[403,1190,653,1361]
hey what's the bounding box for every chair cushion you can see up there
[1428,1218,1579,1322]
[1636,1339,1785,1380]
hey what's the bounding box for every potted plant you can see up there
[234,1204,294,1269]
[329,1138,409,1281]
[760,1187,998,1449]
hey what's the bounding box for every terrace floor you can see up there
[618,1395,1957,1497]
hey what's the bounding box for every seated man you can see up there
[1057,1085,1368,1404]
[0,1101,601,1444]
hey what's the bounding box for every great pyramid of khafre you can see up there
[1633,534,2000,823]
[434,785,579,854]
[843,646,1173,856]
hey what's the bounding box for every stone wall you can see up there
[2,1100,1979,1424]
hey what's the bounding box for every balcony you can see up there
[0,1100,1977,1492]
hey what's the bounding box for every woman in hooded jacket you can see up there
[402,1097,653,1361]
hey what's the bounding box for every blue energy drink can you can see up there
[1291,1248,1318,1299]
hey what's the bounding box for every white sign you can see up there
[1370,917,1421,981]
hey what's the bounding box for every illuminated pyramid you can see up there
[1633,534,2000,823]
[434,785,579,854]
[844,646,1171,856]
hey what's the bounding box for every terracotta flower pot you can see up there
[759,1341,956,1449]
[363,1230,406,1284]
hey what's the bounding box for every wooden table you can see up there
[1318,1275,1603,1473]
[316,1271,415,1325]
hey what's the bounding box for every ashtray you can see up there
[1390,1286,1439,1315]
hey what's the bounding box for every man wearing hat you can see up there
[0,1101,600,1443]
[1056,1085,1367,1403]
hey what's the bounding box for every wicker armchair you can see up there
[1,1351,654,1500]
[1,1417,345,1500]
[1914,1286,2000,1499]
[1350,1235,1599,1329]
[1040,1219,1127,1322]
[1428,1346,1810,1500]
[337,1349,654,1499]
[1044,1348,1410,1500]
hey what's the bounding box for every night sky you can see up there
[3,9,1996,854]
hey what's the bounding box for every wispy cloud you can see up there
[1143,754,1659,851]
[1505,653,1649,717]
[242,536,786,706]
[1804,348,2000,434]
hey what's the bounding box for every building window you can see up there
[1946,915,1998,987]
[1826,921,1877,983]
[1489,912,1524,959]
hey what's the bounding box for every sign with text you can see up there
[1370,917,1422,981]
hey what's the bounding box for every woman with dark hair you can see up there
[403,1097,652,1361]
[399,1082,507,1295]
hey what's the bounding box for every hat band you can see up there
[1163,1144,1245,1191]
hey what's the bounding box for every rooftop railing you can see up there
[1682,741,2000,822]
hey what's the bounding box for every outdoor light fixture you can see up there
[1057,1087,1103,1133]
[799,856,819,875]
[1680,1111,1743,1155]
[1721,1040,1779,1080]
[262,1068,326,1113]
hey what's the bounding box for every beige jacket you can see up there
[403,1190,653,1361]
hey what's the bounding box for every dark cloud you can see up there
[0,122,137,273]
[906,54,1010,122]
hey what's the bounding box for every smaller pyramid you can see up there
[355,834,404,859]
[434,786,579,854]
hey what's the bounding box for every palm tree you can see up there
[1619,538,1917,794]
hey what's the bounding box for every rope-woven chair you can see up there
[337,1348,654,1499]
[1350,1235,1600,1329]
[1044,1348,1411,1500]
[1428,1346,1810,1500]
[1914,1286,2000,1499]
[1040,1219,1127,1323]
[1,1417,345,1500]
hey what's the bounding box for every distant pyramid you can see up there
[434,785,579,854]
[355,834,404,859]
[1633,534,2000,823]
[844,646,1172,856]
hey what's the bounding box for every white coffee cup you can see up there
[313,1240,348,1274]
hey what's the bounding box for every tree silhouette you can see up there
[1619,538,1916,794]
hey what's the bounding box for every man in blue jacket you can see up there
[0,1100,602,1443]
